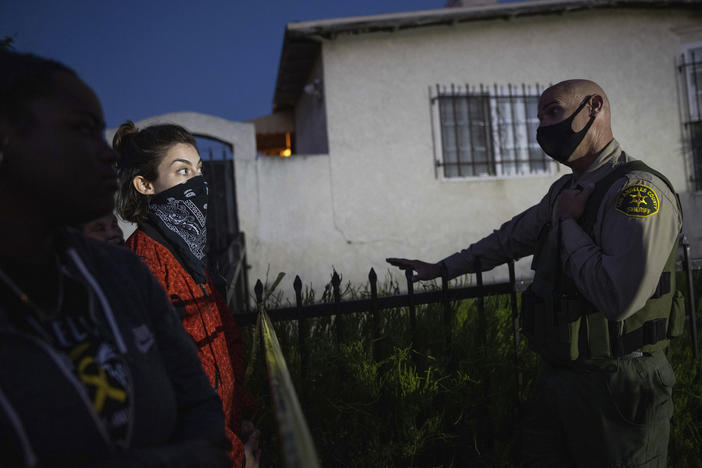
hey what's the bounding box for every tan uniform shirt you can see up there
[441,139,682,321]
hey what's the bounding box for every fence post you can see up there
[332,271,342,346]
[475,257,485,349]
[243,233,250,314]
[508,260,523,447]
[474,257,494,457]
[369,268,380,361]
[682,235,699,360]
[442,274,451,350]
[508,261,522,392]
[254,279,263,305]
[406,268,417,349]
[295,275,307,402]
[253,279,264,380]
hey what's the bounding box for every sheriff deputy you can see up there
[387,79,684,468]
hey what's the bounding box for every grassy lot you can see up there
[243,271,702,468]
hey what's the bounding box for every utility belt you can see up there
[521,283,686,365]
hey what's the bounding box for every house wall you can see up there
[235,153,342,291]
[294,57,329,155]
[229,9,702,297]
[288,7,700,289]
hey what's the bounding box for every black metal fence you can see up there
[238,237,700,364]
[239,240,700,466]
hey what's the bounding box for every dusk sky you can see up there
[0,0,500,129]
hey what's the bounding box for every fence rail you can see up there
[239,271,515,326]
[239,237,700,363]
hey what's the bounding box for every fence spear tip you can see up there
[254,280,263,302]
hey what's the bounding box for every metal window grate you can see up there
[678,48,702,191]
[431,83,553,178]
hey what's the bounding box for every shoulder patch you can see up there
[615,184,659,218]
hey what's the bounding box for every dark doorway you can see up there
[195,135,249,313]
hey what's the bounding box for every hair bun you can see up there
[113,120,138,152]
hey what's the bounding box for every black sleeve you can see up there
[97,262,230,467]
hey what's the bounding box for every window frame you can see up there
[430,83,556,181]
[683,41,702,123]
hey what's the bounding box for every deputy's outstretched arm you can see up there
[385,258,442,282]
[387,179,563,282]
[386,176,570,281]
[439,180,566,279]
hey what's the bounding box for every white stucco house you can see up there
[237,0,702,292]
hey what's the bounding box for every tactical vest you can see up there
[522,159,686,365]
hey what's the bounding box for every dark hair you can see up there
[114,121,197,224]
[0,50,77,125]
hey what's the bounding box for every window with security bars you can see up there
[432,84,553,178]
[679,44,702,191]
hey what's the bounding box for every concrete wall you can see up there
[234,153,344,290]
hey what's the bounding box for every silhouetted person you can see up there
[81,212,125,246]
[0,51,229,467]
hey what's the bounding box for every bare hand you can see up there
[554,183,595,221]
[386,258,441,282]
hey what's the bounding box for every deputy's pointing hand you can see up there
[386,258,442,282]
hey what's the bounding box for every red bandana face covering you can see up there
[147,176,209,283]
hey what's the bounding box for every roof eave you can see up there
[272,0,702,111]
[286,0,700,38]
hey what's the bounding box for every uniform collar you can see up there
[571,139,622,185]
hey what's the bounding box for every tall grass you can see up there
[243,271,702,468]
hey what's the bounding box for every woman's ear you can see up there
[133,175,155,195]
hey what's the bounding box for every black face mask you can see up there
[536,96,595,163]
[147,175,209,283]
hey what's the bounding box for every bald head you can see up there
[537,79,614,168]
[543,79,611,123]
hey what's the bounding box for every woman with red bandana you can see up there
[114,122,258,468]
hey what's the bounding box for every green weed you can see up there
[243,271,702,468]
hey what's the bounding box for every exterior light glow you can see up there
[279,132,292,157]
